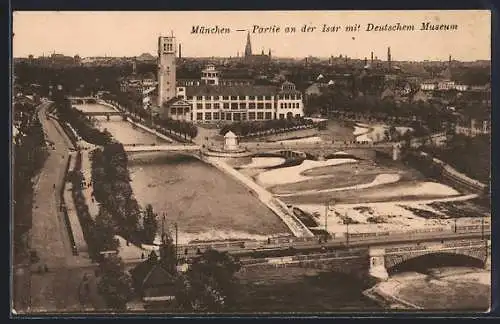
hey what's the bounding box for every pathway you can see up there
[20,102,98,313]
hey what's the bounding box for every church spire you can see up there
[244,32,252,57]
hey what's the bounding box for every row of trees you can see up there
[55,97,113,146]
[153,115,198,141]
[102,92,199,141]
[90,144,159,244]
[423,134,490,184]
[219,117,315,137]
[306,90,458,133]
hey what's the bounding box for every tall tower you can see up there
[268,49,271,58]
[178,44,182,59]
[387,47,392,70]
[157,35,177,112]
[371,51,374,64]
[244,32,252,57]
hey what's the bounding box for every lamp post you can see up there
[481,217,485,240]
[345,212,349,246]
[454,218,457,233]
[174,222,178,265]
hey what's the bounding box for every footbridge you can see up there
[241,141,398,160]
[68,96,98,105]
[123,143,201,153]
[82,111,126,117]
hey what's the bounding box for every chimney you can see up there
[387,47,392,70]
[371,51,374,64]
[179,44,182,59]
[364,57,367,66]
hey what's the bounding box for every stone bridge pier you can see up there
[368,239,491,281]
[369,247,389,280]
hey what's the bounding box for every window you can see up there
[241,113,247,121]
[221,113,225,120]
[257,112,264,120]
[249,102,256,109]
[257,103,264,109]
[214,103,220,109]
[265,96,272,100]
[233,113,241,121]
[231,96,237,100]
[206,103,212,109]
[196,103,203,109]
[213,112,219,120]
[171,108,177,115]
[249,95,256,100]
[231,103,238,110]
[197,96,203,100]
[285,95,290,100]
[297,94,302,99]
[187,96,193,100]
[226,112,232,120]
[197,112,203,120]
[205,112,211,120]
[249,112,256,120]
[265,112,272,119]
[223,103,229,109]
[239,103,246,109]
[257,96,264,100]
[279,114,285,119]
[223,96,229,100]
[265,103,272,109]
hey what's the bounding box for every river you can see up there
[74,103,490,311]
[74,103,290,244]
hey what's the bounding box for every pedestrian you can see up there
[53,183,56,189]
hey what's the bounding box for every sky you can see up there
[13,10,491,61]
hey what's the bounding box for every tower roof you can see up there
[244,32,252,57]
[224,131,237,138]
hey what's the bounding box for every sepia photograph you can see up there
[11,10,491,315]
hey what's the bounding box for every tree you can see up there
[173,249,241,312]
[93,207,119,253]
[97,254,134,310]
[142,204,158,244]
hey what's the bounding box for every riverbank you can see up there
[366,268,490,310]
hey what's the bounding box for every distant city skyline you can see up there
[13,10,491,61]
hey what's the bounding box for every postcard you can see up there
[11,10,491,315]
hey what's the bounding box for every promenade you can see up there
[17,103,100,313]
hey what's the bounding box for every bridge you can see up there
[167,221,490,281]
[123,144,201,153]
[68,96,98,105]
[239,141,399,160]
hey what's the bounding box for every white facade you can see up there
[201,64,220,85]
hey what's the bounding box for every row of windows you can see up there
[279,102,301,109]
[195,111,301,121]
[195,102,274,110]
[196,111,274,121]
[185,94,302,101]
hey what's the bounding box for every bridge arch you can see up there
[386,250,486,275]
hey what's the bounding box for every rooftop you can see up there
[186,85,279,97]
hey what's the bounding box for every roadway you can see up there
[14,102,99,314]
